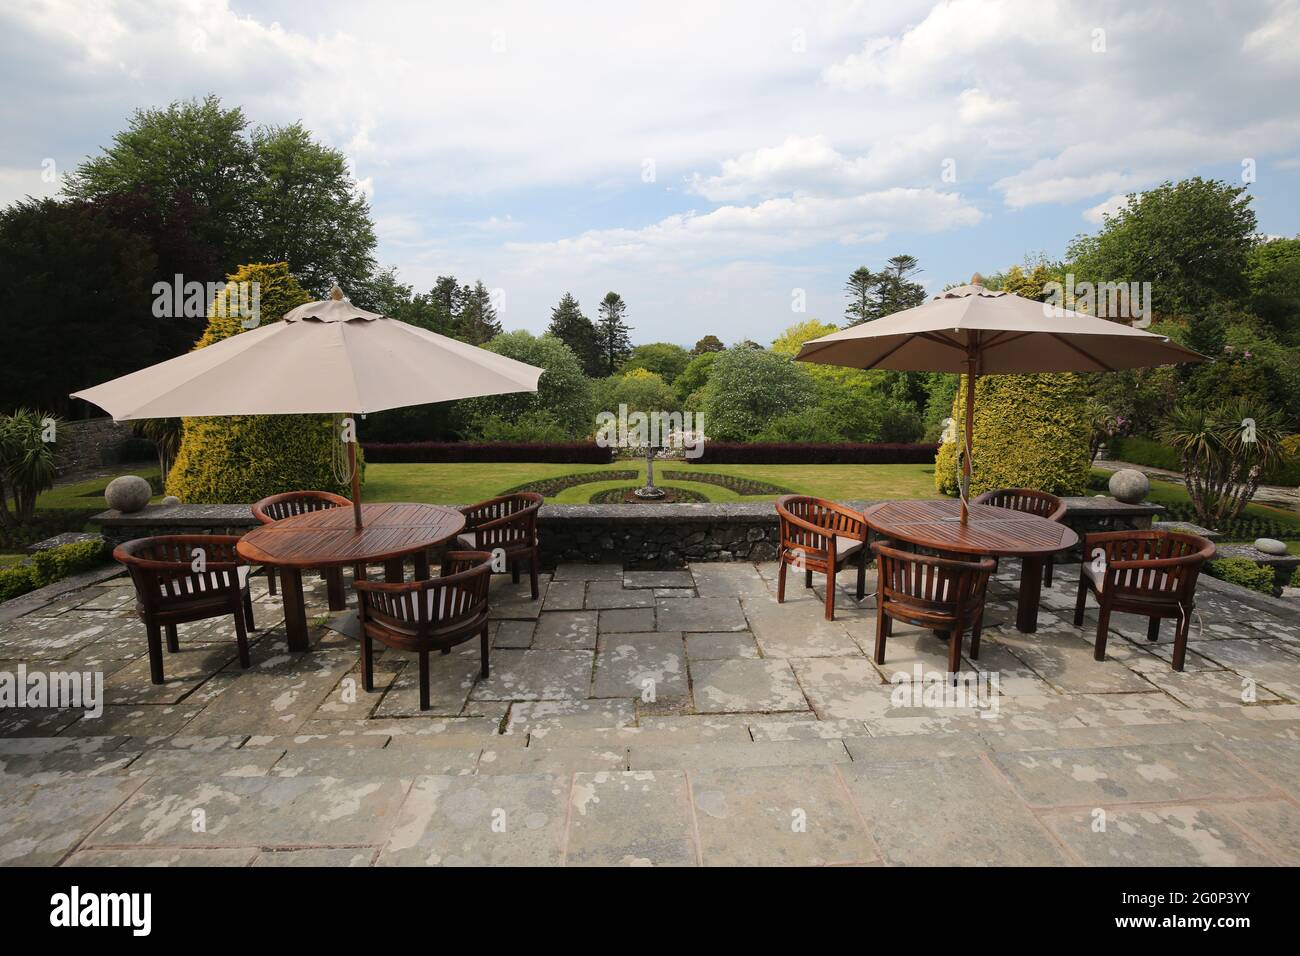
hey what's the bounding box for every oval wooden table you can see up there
[864,499,1079,633]
[237,502,466,651]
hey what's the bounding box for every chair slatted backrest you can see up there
[114,535,244,613]
[974,487,1066,522]
[359,551,493,632]
[776,495,866,563]
[251,491,351,525]
[1091,530,1214,600]
[464,493,542,549]
[874,543,994,620]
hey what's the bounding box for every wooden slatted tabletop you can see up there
[864,500,1078,558]
[864,499,1078,633]
[238,502,466,568]
[237,502,466,652]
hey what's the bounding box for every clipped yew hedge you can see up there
[936,373,1091,497]
[361,441,613,464]
[694,442,938,464]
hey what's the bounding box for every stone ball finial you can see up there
[328,284,345,301]
[105,475,152,513]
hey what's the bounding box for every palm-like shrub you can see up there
[0,409,61,528]
[1158,400,1284,529]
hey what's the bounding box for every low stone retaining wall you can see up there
[54,417,141,478]
[93,497,1164,569]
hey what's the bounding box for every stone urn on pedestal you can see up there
[634,444,666,500]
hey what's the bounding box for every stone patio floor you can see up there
[2,560,1299,867]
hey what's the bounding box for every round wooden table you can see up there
[864,499,1079,633]
[237,502,466,651]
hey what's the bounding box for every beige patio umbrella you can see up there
[796,274,1204,523]
[73,286,543,529]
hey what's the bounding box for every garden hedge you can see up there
[362,441,613,464]
[694,442,938,464]
[0,539,107,603]
[166,264,354,504]
[1107,435,1182,472]
[935,373,1091,496]
[1205,557,1276,595]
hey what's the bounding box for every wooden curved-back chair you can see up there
[972,487,1067,586]
[1073,530,1215,671]
[775,495,869,620]
[114,535,255,684]
[872,542,995,676]
[251,490,355,606]
[353,551,494,710]
[457,493,543,599]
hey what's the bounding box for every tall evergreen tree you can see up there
[459,280,502,344]
[844,266,876,325]
[876,255,926,317]
[692,334,725,354]
[547,292,603,375]
[596,291,633,374]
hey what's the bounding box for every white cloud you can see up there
[1082,193,1129,224]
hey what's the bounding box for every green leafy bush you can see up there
[1205,557,1275,595]
[1263,434,1300,486]
[167,264,355,503]
[473,411,573,443]
[457,331,593,439]
[936,373,1091,496]
[701,348,813,442]
[0,539,108,603]
[1290,565,1300,588]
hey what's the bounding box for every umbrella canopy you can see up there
[72,287,542,419]
[72,286,543,528]
[795,276,1203,374]
[795,275,1204,522]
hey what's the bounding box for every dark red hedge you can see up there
[361,441,614,464]
[695,442,939,464]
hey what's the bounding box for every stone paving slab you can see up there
[1041,805,1278,866]
[585,581,653,609]
[505,699,636,736]
[598,608,656,633]
[272,747,482,778]
[655,597,747,632]
[690,563,771,598]
[531,611,598,649]
[0,776,146,865]
[684,631,760,660]
[470,649,595,701]
[592,633,687,701]
[253,847,376,866]
[86,774,410,848]
[691,765,876,866]
[492,620,536,649]
[628,739,849,771]
[1216,799,1300,864]
[540,580,586,611]
[689,658,808,714]
[989,743,1276,808]
[624,570,694,589]
[478,743,627,774]
[789,658,892,720]
[838,757,1068,866]
[744,598,862,657]
[103,642,239,705]
[64,847,261,866]
[378,773,569,866]
[566,771,697,866]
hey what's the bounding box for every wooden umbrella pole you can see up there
[349,416,363,531]
[960,351,976,525]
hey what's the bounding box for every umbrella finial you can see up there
[970,272,985,287]
[328,284,345,301]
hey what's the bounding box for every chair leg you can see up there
[1147,616,1161,643]
[418,650,431,711]
[1043,558,1054,589]
[145,621,164,685]
[243,591,256,631]
[1073,572,1089,626]
[361,631,374,692]
[856,548,866,601]
[947,628,964,678]
[777,558,787,604]
[874,607,888,665]
[165,624,179,653]
[480,624,490,679]
[1094,603,1112,661]
[266,567,277,596]
[511,560,521,584]
[970,613,982,660]
[232,607,251,669]
[1172,611,1190,672]
[528,552,539,600]
[824,571,836,621]
[805,568,813,589]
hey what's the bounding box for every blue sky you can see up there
[2,0,1298,348]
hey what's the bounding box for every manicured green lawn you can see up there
[35,467,162,511]
[363,461,944,505]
